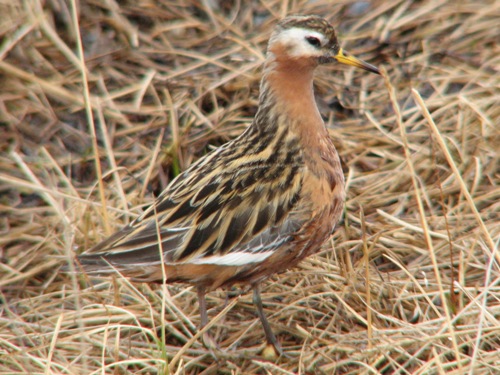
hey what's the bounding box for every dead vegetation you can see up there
[0,0,499,374]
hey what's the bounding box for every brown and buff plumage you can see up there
[74,15,380,356]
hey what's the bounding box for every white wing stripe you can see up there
[188,252,273,266]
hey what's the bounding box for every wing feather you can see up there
[78,130,306,273]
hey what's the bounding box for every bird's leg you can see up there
[197,286,218,351]
[198,286,208,328]
[253,284,284,357]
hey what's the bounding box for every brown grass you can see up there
[1,0,499,374]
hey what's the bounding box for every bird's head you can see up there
[267,15,380,74]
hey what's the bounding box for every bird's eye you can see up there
[306,36,321,47]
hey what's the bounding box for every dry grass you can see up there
[1,0,499,373]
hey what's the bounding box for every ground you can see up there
[0,0,499,374]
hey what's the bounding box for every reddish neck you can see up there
[261,46,328,147]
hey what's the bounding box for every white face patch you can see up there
[187,251,273,266]
[270,27,327,58]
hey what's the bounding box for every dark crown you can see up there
[277,15,338,47]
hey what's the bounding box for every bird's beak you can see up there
[334,48,380,75]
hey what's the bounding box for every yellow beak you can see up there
[335,48,380,75]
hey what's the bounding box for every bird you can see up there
[74,15,380,356]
